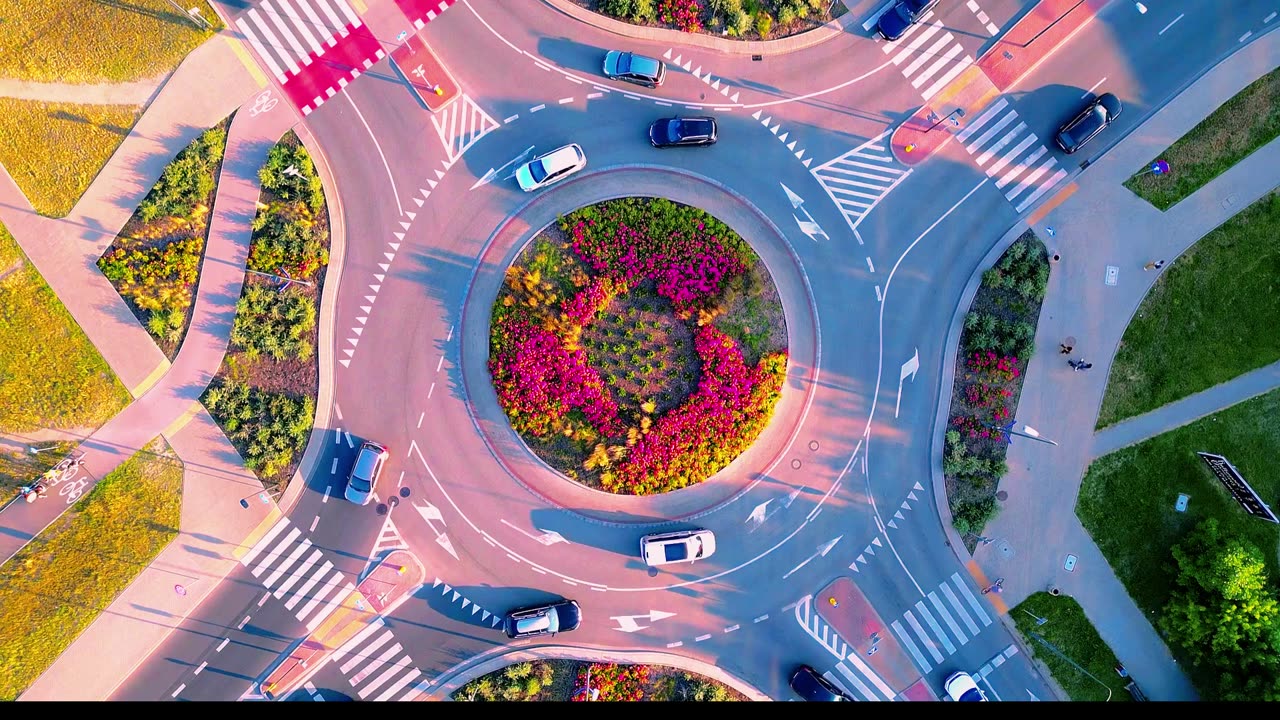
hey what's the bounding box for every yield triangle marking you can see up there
[374,274,385,282]
[471,604,481,615]
[663,48,672,59]
[394,232,405,240]
[761,115,772,126]
[730,92,740,102]
[907,491,918,501]
[357,317,367,325]
[481,610,491,621]
[894,510,904,519]
[353,327,363,336]
[384,252,395,262]
[442,584,452,594]
[787,141,796,151]
[461,599,470,609]
[343,348,354,357]
[370,284,381,292]
[692,66,702,78]
[913,481,924,491]
[796,149,806,160]
[378,263,389,272]
[364,295,376,303]
[752,109,762,119]
[432,578,442,588]
[360,306,371,313]
[399,221,411,230]
[900,501,910,509]
[887,519,898,528]
[389,242,400,251]
[849,562,860,572]
[673,54,682,65]
[420,188,431,198]
[339,359,351,367]
[413,197,424,207]
[856,554,867,564]
[451,591,460,602]
[720,85,731,96]
[434,169,445,180]
[347,338,359,347]
[405,212,416,221]
[802,158,812,167]
[871,537,882,547]
[770,124,780,135]
[491,617,501,627]
[778,132,789,142]
[711,79,721,90]
[867,547,877,555]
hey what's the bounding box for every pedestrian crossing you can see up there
[234,0,386,116]
[329,618,430,700]
[955,97,1068,213]
[881,12,976,103]
[811,132,910,236]
[890,572,994,674]
[431,94,500,162]
[793,596,897,701]
[241,517,357,633]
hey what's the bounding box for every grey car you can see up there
[343,440,388,505]
[503,599,582,639]
[603,50,666,88]
[1055,92,1122,154]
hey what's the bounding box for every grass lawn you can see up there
[0,441,75,496]
[0,0,219,84]
[1096,191,1280,428]
[1076,386,1280,656]
[0,437,182,701]
[1011,593,1131,702]
[0,98,143,218]
[0,223,132,434]
[1124,67,1280,210]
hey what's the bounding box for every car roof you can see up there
[628,54,661,77]
[1097,92,1122,115]
[541,144,581,170]
[352,443,383,480]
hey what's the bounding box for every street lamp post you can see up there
[990,420,1059,446]
[1022,608,1049,626]
[28,444,58,454]
[925,108,965,133]
[240,488,282,508]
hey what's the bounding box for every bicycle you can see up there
[51,451,86,484]
[59,478,88,504]
[982,578,1005,595]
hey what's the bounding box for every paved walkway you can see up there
[0,73,171,105]
[953,25,1280,702]
[0,31,331,700]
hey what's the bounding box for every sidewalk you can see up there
[0,73,170,104]
[953,25,1280,702]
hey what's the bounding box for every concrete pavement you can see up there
[939,22,1280,702]
[0,73,171,105]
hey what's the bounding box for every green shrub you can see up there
[953,497,1000,535]
[632,0,655,21]
[777,4,796,25]
[229,283,316,362]
[202,382,314,479]
[248,202,329,279]
[137,124,226,222]
[806,0,826,11]
[707,0,741,16]
[729,8,753,34]
[258,140,324,214]
[97,236,204,334]
[755,11,772,36]
[598,0,635,18]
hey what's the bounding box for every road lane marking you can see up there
[1241,30,1253,42]
[530,104,546,112]
[417,412,425,428]
[655,100,673,106]
[323,485,331,503]
[258,591,271,607]
[1158,13,1183,35]
[504,114,519,123]
[892,619,932,672]
[754,614,769,623]
[194,661,208,675]
[587,92,603,99]
[428,382,436,399]
[1082,76,1106,98]
[310,515,319,532]
[1267,11,1278,23]
[237,616,250,630]
[331,458,338,474]
[667,641,683,648]
[217,638,230,652]
[694,634,712,642]
[724,624,740,633]
[172,683,186,698]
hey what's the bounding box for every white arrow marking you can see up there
[780,182,805,209]
[436,533,458,560]
[746,499,770,525]
[471,145,534,190]
[469,168,496,190]
[782,535,843,579]
[610,610,676,632]
[793,204,828,242]
[895,348,920,419]
[747,488,801,532]
[500,519,570,546]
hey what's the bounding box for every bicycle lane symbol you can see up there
[248,90,278,118]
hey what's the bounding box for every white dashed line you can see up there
[592,85,611,93]
[667,641,684,648]
[655,100,673,106]
[1158,13,1183,35]
[1267,11,1278,23]
[322,486,331,503]
[563,579,578,586]
[172,684,186,698]
[258,592,271,607]
[436,356,444,372]
[684,105,703,110]
[530,104,546,112]
[344,431,353,448]
[587,92,603,99]
[217,638,230,652]
[428,382,435,399]
[1082,76,1107,98]
[694,634,712,642]
[754,614,769,623]
[237,616,250,630]
[1241,30,1253,42]
[558,97,574,104]
[330,458,338,474]
[194,661,208,675]
[865,257,875,273]
[504,114,519,123]
[505,553,521,563]
[589,586,607,592]
[724,624,740,633]
[310,515,319,532]
[624,94,642,100]
[417,412,424,428]
[531,566,547,574]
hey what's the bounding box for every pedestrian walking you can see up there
[982,578,1005,595]
[1080,362,1093,371]
[1059,343,1073,354]
[1069,359,1082,370]
[1144,260,1166,271]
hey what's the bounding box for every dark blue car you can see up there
[878,0,940,41]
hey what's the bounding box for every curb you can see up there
[541,0,859,56]
[279,120,346,516]
[427,645,772,701]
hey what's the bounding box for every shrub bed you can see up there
[98,118,229,359]
[489,198,787,495]
[943,231,1050,550]
[202,132,329,492]
[581,0,842,40]
[453,660,746,701]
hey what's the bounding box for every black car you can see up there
[877,0,940,41]
[789,665,852,701]
[649,116,718,148]
[503,599,582,639]
[603,50,666,88]
[1055,92,1123,154]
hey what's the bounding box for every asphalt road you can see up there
[113,0,1269,701]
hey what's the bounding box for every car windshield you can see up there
[895,2,918,22]
[518,611,557,634]
[666,120,684,142]
[529,159,550,183]
[617,54,633,74]
[349,476,370,492]
[1065,107,1105,144]
[957,688,985,702]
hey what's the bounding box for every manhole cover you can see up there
[996,490,1008,501]
[809,441,819,451]
[1064,554,1078,572]
[791,459,802,470]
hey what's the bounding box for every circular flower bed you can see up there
[488,198,788,495]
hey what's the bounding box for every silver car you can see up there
[640,529,716,567]
[344,440,388,505]
[515,144,586,192]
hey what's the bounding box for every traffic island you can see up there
[815,576,920,694]
[261,549,425,700]
[390,31,460,112]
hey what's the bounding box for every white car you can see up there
[943,671,988,702]
[514,144,586,192]
[640,529,716,567]
[343,440,388,505]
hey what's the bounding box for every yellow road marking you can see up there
[232,507,284,561]
[1027,182,1079,225]
[225,36,269,89]
[130,359,170,398]
[159,400,203,439]
[350,0,368,12]
[966,559,1008,614]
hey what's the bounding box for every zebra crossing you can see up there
[955,97,1068,213]
[234,0,385,115]
[328,617,430,700]
[241,517,357,633]
[431,94,500,162]
[793,596,897,701]
[890,572,994,675]
[811,132,910,237]
[881,12,976,102]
